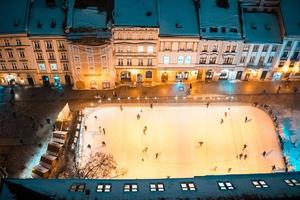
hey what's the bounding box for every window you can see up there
[249,56,255,64]
[19,51,25,58]
[145,71,152,78]
[163,56,170,64]
[212,45,218,52]
[127,58,132,66]
[63,63,68,71]
[243,45,250,52]
[45,41,52,49]
[123,184,138,192]
[282,51,289,58]
[73,46,79,55]
[231,45,236,52]
[138,58,143,66]
[202,44,208,52]
[225,45,230,52]
[23,63,28,69]
[34,41,40,50]
[187,42,193,51]
[180,182,196,191]
[57,41,65,49]
[240,56,246,63]
[88,57,94,65]
[1,63,6,70]
[278,61,285,67]
[138,46,144,53]
[267,56,274,63]
[87,47,93,55]
[147,58,152,66]
[164,42,171,51]
[258,56,265,65]
[286,41,292,48]
[224,57,233,64]
[209,56,216,64]
[61,52,67,60]
[8,51,13,58]
[179,42,186,51]
[4,40,10,46]
[50,63,57,71]
[69,183,85,192]
[199,57,206,64]
[218,181,235,190]
[147,46,153,54]
[16,39,22,46]
[39,63,46,71]
[284,179,300,187]
[0,51,2,58]
[262,45,269,52]
[150,183,164,192]
[101,55,107,65]
[96,184,111,192]
[48,52,55,60]
[74,56,80,63]
[252,180,268,188]
[12,63,17,70]
[292,52,299,60]
[118,59,123,66]
[272,45,278,52]
[253,45,259,52]
[177,56,184,64]
[185,55,191,64]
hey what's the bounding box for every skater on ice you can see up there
[224,112,227,117]
[142,147,148,153]
[243,144,247,150]
[155,153,160,159]
[262,151,266,157]
[137,113,140,120]
[101,141,106,147]
[103,128,106,135]
[245,116,248,123]
[198,141,204,147]
[120,104,123,111]
[220,118,224,124]
[143,126,148,134]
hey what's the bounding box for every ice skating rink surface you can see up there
[80,103,285,179]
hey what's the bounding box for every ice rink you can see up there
[79,103,285,179]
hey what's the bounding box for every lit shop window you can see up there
[180,182,196,191]
[123,184,138,192]
[96,184,111,192]
[150,183,165,192]
[218,181,235,190]
[252,180,268,188]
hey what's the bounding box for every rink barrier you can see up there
[93,95,240,105]
[252,102,289,172]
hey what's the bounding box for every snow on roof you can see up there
[114,0,158,27]
[280,0,300,37]
[199,0,242,40]
[243,12,281,44]
[0,0,30,34]
[158,0,199,37]
[28,0,66,36]
[1,172,300,199]
[72,7,107,29]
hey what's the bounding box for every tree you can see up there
[61,152,127,179]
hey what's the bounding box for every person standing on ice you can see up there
[220,118,224,124]
[137,114,140,120]
[155,153,160,159]
[98,126,102,134]
[198,141,204,147]
[103,128,106,135]
[143,126,147,135]
[84,125,87,131]
[243,144,247,150]
[262,151,266,157]
[224,112,227,117]
[150,103,153,109]
[245,116,248,123]
[206,102,210,108]
[94,115,97,119]
[120,104,123,111]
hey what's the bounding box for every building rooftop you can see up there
[0,0,30,34]
[1,172,300,199]
[113,0,158,27]
[28,0,66,36]
[158,0,199,37]
[243,12,281,43]
[199,0,242,40]
[280,0,300,37]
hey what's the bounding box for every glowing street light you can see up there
[175,96,178,100]
[193,96,197,100]
[108,98,111,101]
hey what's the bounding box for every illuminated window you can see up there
[123,184,138,192]
[69,183,85,192]
[138,46,144,53]
[180,182,196,191]
[253,45,259,52]
[50,63,57,71]
[218,181,235,190]
[39,63,46,71]
[177,56,184,64]
[163,56,170,64]
[150,183,164,192]
[96,184,111,192]
[184,55,191,64]
[285,179,300,187]
[147,46,153,54]
[252,180,268,188]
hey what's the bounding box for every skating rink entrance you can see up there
[79,104,285,179]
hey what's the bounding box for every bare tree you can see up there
[61,152,127,179]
